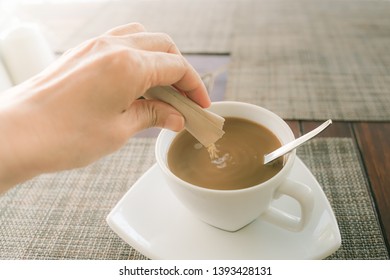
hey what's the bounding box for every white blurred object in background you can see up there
[0,55,12,92]
[0,22,55,85]
[0,7,15,92]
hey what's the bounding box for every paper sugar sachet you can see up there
[144,86,225,155]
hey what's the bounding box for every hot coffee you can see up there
[168,117,284,190]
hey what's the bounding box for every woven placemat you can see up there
[0,137,388,259]
[55,0,235,53]
[226,0,390,121]
[17,0,390,121]
[0,138,155,260]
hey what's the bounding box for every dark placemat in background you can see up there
[15,0,390,121]
[227,0,390,121]
[36,0,236,54]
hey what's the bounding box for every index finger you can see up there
[172,61,211,108]
[105,22,146,36]
[144,52,211,108]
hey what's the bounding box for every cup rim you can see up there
[155,101,296,194]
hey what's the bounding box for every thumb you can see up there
[127,99,185,134]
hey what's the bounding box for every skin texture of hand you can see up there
[0,23,210,193]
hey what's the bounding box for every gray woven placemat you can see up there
[0,137,388,259]
[0,138,154,260]
[226,0,390,121]
[17,0,390,121]
[56,0,235,53]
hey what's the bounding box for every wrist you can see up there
[0,86,48,193]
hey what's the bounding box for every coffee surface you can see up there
[168,117,284,190]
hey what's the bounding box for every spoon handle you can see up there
[264,119,332,165]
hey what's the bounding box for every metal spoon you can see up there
[264,119,332,165]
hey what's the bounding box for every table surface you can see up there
[3,0,390,259]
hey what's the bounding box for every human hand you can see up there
[0,23,210,190]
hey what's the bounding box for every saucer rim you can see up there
[107,157,341,260]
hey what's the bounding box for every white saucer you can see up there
[107,157,341,259]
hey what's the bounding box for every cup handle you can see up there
[261,179,314,232]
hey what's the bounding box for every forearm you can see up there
[0,115,32,193]
[0,86,47,193]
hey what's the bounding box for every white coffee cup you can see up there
[156,101,314,232]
